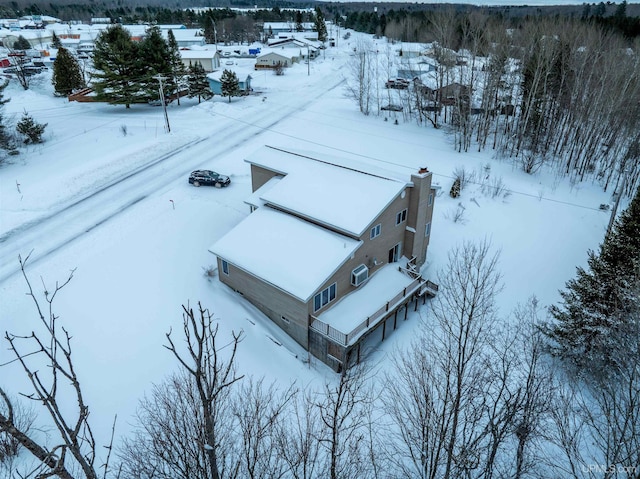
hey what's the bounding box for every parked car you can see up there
[381,103,403,112]
[385,79,410,90]
[188,170,231,188]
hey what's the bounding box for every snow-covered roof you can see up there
[207,68,253,82]
[317,263,415,333]
[264,22,315,31]
[257,51,295,61]
[210,207,362,302]
[181,50,218,60]
[162,28,201,39]
[245,146,408,237]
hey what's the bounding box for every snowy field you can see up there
[0,32,612,448]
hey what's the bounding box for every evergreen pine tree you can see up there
[547,186,640,375]
[139,26,173,103]
[314,7,328,43]
[51,31,62,49]
[187,61,212,103]
[295,11,304,32]
[52,47,85,96]
[220,69,239,103]
[167,29,187,105]
[16,112,47,144]
[13,35,31,50]
[92,25,146,108]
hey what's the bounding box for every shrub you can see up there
[452,165,476,191]
[16,113,47,144]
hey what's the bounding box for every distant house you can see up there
[254,51,296,70]
[397,58,438,81]
[436,82,470,106]
[161,28,205,48]
[180,49,220,72]
[207,70,252,96]
[267,37,320,60]
[210,146,438,371]
[263,22,316,37]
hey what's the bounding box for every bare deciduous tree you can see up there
[316,364,372,479]
[510,297,555,479]
[274,390,321,479]
[119,371,212,479]
[233,378,296,479]
[346,38,376,115]
[383,240,507,479]
[165,302,244,479]
[0,392,36,478]
[0,253,115,479]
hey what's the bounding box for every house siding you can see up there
[255,53,292,69]
[215,155,437,371]
[251,164,282,192]
[307,192,410,319]
[404,171,434,267]
[216,257,309,348]
[183,57,218,73]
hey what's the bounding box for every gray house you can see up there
[210,146,437,371]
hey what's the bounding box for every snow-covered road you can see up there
[0,71,345,284]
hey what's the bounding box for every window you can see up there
[370,224,381,239]
[351,264,369,287]
[313,283,336,312]
[425,222,431,236]
[221,260,229,275]
[428,193,433,206]
[396,209,407,225]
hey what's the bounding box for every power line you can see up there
[209,107,607,213]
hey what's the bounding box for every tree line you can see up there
[346,11,640,198]
[51,24,231,106]
[2,191,639,479]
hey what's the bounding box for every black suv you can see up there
[188,170,231,188]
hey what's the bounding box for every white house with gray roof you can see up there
[210,146,437,371]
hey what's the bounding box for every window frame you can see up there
[425,222,431,236]
[396,208,408,225]
[370,223,382,240]
[221,259,229,275]
[313,282,337,312]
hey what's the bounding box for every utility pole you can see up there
[153,74,170,133]
[212,19,218,53]
[307,44,310,76]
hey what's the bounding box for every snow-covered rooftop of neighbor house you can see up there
[316,262,416,335]
[245,146,410,237]
[207,68,254,81]
[181,49,218,60]
[162,28,202,39]
[209,207,362,302]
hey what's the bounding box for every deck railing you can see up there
[310,276,423,346]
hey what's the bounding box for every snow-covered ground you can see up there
[0,32,611,448]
